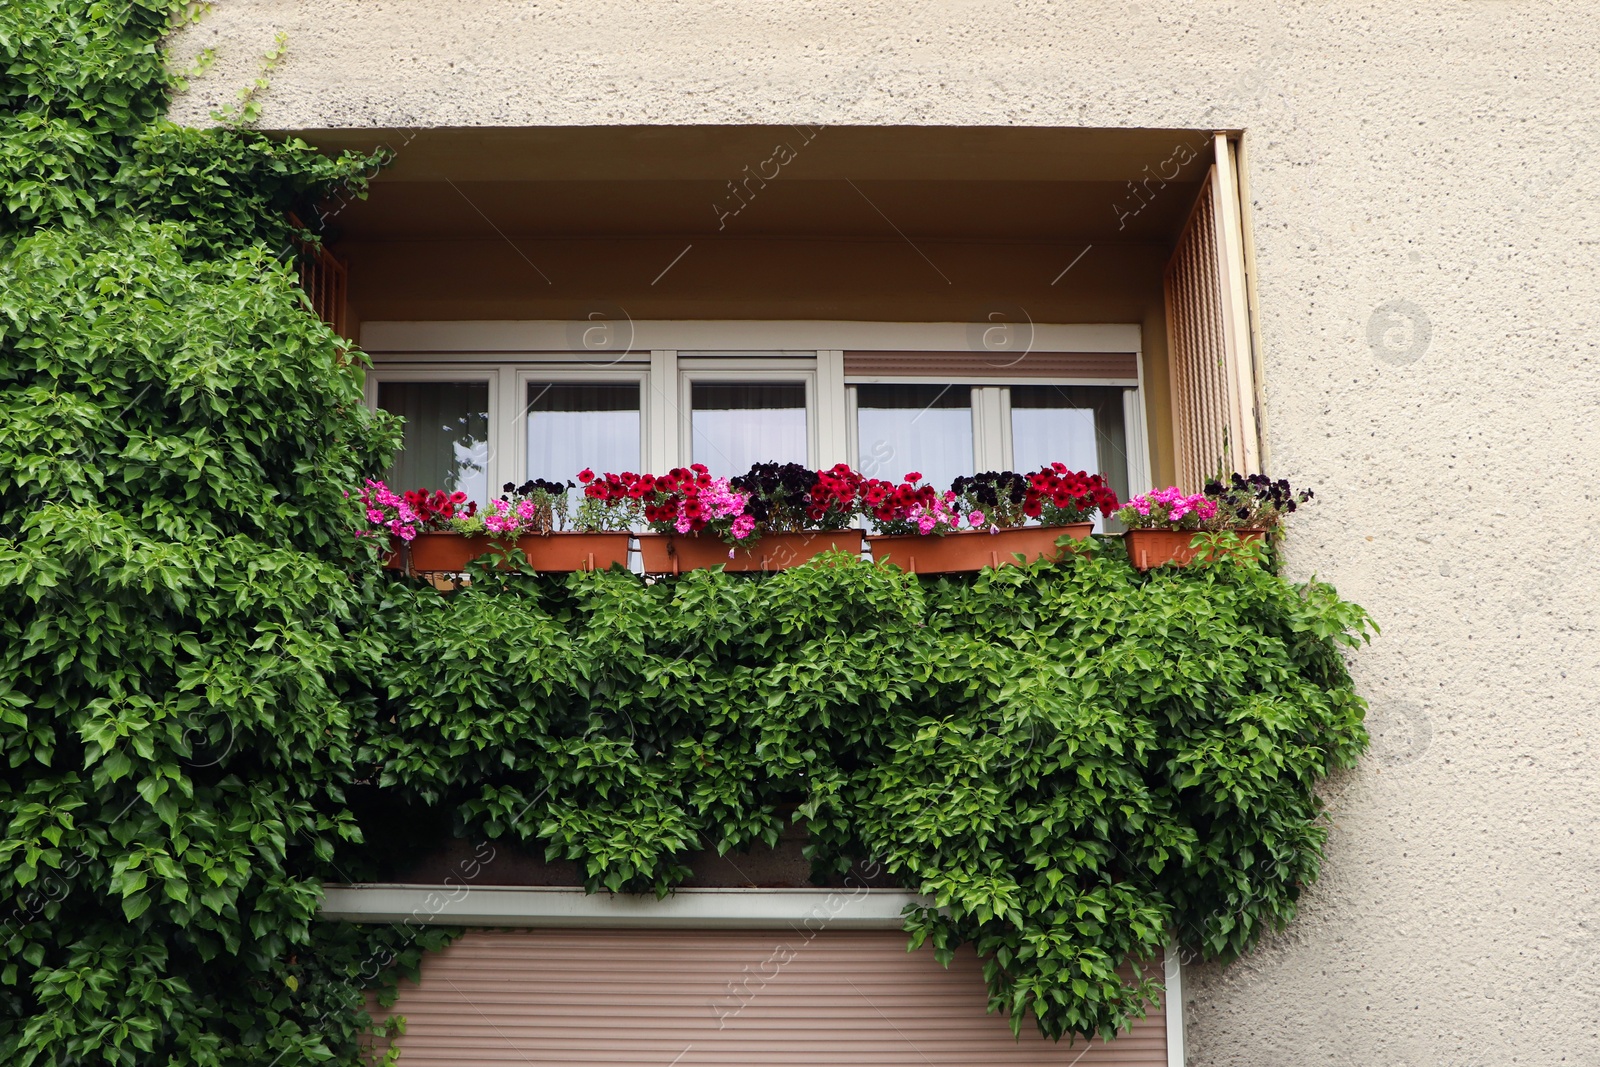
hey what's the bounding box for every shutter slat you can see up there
[369,928,1168,1066]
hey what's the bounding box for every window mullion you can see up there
[496,364,519,491]
[972,386,1006,472]
[1122,385,1152,496]
[816,350,848,467]
[844,385,859,474]
[648,350,678,471]
[997,387,1014,471]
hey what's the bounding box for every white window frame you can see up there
[362,322,1153,499]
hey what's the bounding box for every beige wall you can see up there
[171,3,1600,1063]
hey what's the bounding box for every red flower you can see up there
[578,468,595,483]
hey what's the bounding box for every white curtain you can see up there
[691,382,807,475]
[855,384,973,492]
[527,382,642,481]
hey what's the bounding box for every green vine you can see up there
[350,547,1371,1040]
[209,30,288,128]
[0,0,1376,1060]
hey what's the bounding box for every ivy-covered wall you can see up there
[0,4,427,1064]
[0,2,1373,1061]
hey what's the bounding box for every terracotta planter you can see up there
[386,531,633,574]
[384,532,510,573]
[514,532,631,572]
[868,524,1092,574]
[1123,528,1267,571]
[637,531,864,574]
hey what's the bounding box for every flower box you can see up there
[868,524,1091,574]
[384,532,506,573]
[515,532,632,572]
[1123,529,1266,571]
[637,531,864,574]
[385,532,630,573]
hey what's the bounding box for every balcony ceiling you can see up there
[306,126,1211,245]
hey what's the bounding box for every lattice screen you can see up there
[1164,138,1260,491]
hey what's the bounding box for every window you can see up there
[365,324,1150,505]
[1009,385,1131,507]
[527,381,641,481]
[855,384,973,488]
[376,379,491,502]
[690,381,807,472]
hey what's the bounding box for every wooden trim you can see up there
[361,319,1142,356]
[288,213,349,339]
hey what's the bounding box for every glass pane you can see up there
[377,381,490,503]
[856,384,973,492]
[691,381,807,475]
[527,382,641,484]
[1009,385,1131,507]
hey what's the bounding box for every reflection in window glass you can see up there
[856,384,973,492]
[527,382,641,485]
[1009,385,1131,508]
[377,381,490,502]
[691,382,807,475]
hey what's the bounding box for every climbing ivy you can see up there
[0,2,424,1065]
[0,0,1376,1060]
[355,547,1371,1041]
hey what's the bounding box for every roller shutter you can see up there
[371,927,1169,1065]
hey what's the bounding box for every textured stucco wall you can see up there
[169,3,1600,1063]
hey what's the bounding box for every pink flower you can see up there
[968,510,985,527]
